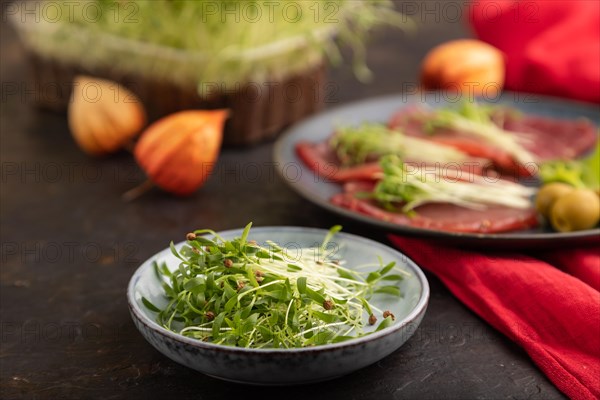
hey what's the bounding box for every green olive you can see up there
[535,183,574,219]
[550,189,600,232]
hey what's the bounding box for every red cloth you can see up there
[469,0,600,103]
[452,4,600,395]
[389,236,600,400]
[391,2,600,397]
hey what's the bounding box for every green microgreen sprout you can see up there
[142,223,409,348]
[540,139,600,190]
[372,155,536,212]
[330,123,472,167]
[16,1,413,90]
[425,101,537,165]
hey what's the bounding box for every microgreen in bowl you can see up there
[13,1,412,89]
[142,223,409,348]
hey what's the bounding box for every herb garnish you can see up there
[426,102,536,165]
[143,223,408,348]
[372,155,535,212]
[540,140,599,190]
[330,123,471,167]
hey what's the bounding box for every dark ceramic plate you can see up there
[273,93,600,248]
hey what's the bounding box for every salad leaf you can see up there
[329,123,470,166]
[540,140,599,190]
[426,102,536,165]
[373,155,535,212]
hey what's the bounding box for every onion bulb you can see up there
[68,76,146,156]
[420,39,505,97]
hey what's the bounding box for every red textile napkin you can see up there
[389,236,600,400]
[469,0,600,103]
[413,3,600,397]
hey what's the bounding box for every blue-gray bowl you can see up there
[127,226,429,385]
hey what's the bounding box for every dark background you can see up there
[1,1,565,399]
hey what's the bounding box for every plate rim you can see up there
[127,226,430,354]
[273,92,600,242]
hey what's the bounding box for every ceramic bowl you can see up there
[127,227,429,385]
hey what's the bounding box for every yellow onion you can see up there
[420,39,505,96]
[131,110,229,197]
[68,76,146,156]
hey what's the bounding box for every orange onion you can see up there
[420,39,505,97]
[68,76,146,156]
[130,110,229,197]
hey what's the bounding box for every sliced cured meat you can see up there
[331,189,539,233]
[296,141,486,183]
[296,141,381,182]
[342,180,376,193]
[501,114,597,160]
[389,107,521,173]
[389,106,598,176]
[426,136,519,174]
[408,203,538,233]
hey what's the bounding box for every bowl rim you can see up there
[127,226,430,354]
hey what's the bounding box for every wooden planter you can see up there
[26,52,327,146]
